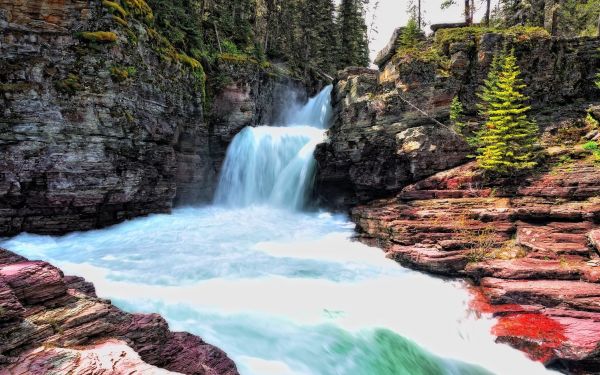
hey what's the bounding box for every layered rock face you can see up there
[352,156,600,372]
[0,247,238,375]
[315,32,600,208]
[0,0,302,235]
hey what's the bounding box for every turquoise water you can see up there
[0,87,555,374]
[1,207,553,375]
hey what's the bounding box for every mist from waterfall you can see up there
[214,86,333,210]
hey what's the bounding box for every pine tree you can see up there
[337,0,370,69]
[450,96,466,134]
[477,50,506,118]
[476,50,539,175]
[399,18,420,50]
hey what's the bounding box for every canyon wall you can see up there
[315,29,600,208]
[0,0,302,236]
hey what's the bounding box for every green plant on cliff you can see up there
[596,73,600,90]
[476,50,539,175]
[399,18,421,50]
[450,96,466,134]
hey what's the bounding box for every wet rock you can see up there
[0,248,239,374]
[351,157,600,371]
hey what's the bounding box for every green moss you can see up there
[123,0,153,21]
[217,53,260,65]
[78,31,118,43]
[434,25,549,49]
[147,28,177,61]
[55,74,82,94]
[110,66,137,82]
[102,0,128,18]
[176,53,201,69]
[586,112,599,128]
[112,15,128,27]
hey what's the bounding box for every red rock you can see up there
[481,278,600,312]
[387,245,469,275]
[2,339,180,375]
[0,261,67,305]
[466,258,584,281]
[590,229,600,253]
[516,222,593,259]
[0,279,25,321]
[0,248,239,375]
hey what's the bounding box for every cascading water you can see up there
[214,85,332,210]
[0,86,557,375]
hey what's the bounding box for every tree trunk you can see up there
[465,0,472,25]
[418,0,422,29]
[485,0,491,26]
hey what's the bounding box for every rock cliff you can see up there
[0,0,305,236]
[352,155,600,373]
[315,29,600,208]
[0,247,238,375]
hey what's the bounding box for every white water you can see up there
[215,85,332,209]
[0,87,555,375]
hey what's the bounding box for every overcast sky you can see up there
[365,0,501,62]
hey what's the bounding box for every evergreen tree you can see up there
[476,50,539,175]
[337,0,370,69]
[450,96,466,134]
[477,50,506,118]
[399,18,420,50]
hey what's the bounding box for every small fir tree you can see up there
[450,96,466,134]
[399,18,420,50]
[477,50,506,117]
[476,50,539,175]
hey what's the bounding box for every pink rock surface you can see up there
[0,248,238,375]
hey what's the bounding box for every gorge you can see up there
[1,0,600,374]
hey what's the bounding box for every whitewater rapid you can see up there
[0,86,556,375]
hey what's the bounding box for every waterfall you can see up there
[214,86,333,210]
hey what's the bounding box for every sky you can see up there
[365,0,501,62]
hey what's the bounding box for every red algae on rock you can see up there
[492,313,567,363]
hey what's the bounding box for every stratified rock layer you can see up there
[352,158,600,373]
[0,0,303,235]
[315,33,600,208]
[0,247,238,375]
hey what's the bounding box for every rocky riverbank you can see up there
[314,26,600,373]
[0,247,238,375]
[351,155,600,373]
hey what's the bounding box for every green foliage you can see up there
[337,0,370,69]
[450,96,466,133]
[583,141,600,163]
[596,72,600,90]
[399,18,421,50]
[583,141,599,151]
[434,26,549,50]
[477,50,505,117]
[476,50,539,175]
[78,31,118,43]
[557,0,600,37]
[110,66,137,82]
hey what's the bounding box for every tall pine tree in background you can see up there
[476,50,539,175]
[337,0,370,69]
